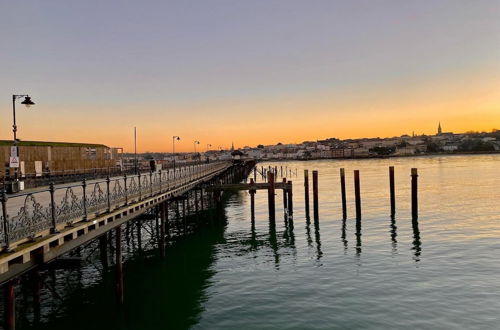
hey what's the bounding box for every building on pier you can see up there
[0,140,121,179]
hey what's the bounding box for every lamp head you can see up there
[21,96,35,108]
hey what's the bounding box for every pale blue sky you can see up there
[1,1,499,150]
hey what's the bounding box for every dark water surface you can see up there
[15,155,500,329]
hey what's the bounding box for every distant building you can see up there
[1,140,119,178]
[437,122,442,135]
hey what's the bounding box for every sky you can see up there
[1,0,499,152]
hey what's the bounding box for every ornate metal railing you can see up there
[0,162,229,250]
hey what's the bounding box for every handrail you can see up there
[0,161,230,251]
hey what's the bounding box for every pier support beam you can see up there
[32,270,41,325]
[4,280,15,330]
[267,172,275,220]
[250,179,256,221]
[282,178,288,214]
[115,225,124,305]
[159,202,166,258]
[99,234,108,269]
[287,180,293,218]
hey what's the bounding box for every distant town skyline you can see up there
[1,0,499,152]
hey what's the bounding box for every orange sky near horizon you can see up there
[1,68,499,153]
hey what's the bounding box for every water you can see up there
[12,155,500,329]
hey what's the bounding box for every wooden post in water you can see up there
[164,201,170,235]
[304,170,310,216]
[268,172,275,220]
[32,270,41,325]
[282,178,288,212]
[312,170,319,220]
[287,180,293,218]
[250,178,256,221]
[4,280,15,330]
[354,170,361,220]
[389,166,396,216]
[195,188,199,213]
[200,188,204,211]
[159,202,166,258]
[340,168,347,220]
[411,168,418,220]
[99,234,108,269]
[115,225,124,305]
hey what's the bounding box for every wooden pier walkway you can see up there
[0,161,233,283]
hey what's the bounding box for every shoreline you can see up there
[256,150,500,162]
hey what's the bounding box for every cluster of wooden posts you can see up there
[248,165,420,221]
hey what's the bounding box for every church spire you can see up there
[437,122,442,135]
[231,141,234,151]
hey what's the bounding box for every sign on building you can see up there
[85,147,97,160]
[35,161,43,177]
[9,156,20,168]
[10,146,17,157]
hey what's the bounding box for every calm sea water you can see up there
[14,155,500,329]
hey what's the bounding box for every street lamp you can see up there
[207,144,212,152]
[172,136,180,170]
[11,94,35,186]
[194,140,200,153]
[12,95,35,143]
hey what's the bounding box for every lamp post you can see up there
[172,136,180,171]
[206,144,212,152]
[194,140,200,164]
[11,94,35,186]
[134,127,138,174]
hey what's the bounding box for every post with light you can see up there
[9,94,35,193]
[172,136,180,171]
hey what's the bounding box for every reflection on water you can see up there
[412,218,422,262]
[390,215,397,254]
[313,219,323,261]
[13,155,500,330]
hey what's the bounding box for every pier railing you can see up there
[0,161,230,250]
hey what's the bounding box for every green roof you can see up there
[0,140,108,148]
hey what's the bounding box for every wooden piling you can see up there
[159,202,166,258]
[304,170,310,216]
[354,170,361,220]
[115,225,124,305]
[99,234,108,269]
[282,178,288,212]
[287,180,293,217]
[389,166,396,216]
[268,172,275,220]
[200,188,204,211]
[136,220,142,251]
[411,168,418,220]
[4,280,15,330]
[164,201,170,235]
[32,271,41,324]
[312,170,319,220]
[195,188,199,213]
[250,178,256,221]
[340,168,347,220]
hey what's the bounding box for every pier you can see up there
[0,160,255,329]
